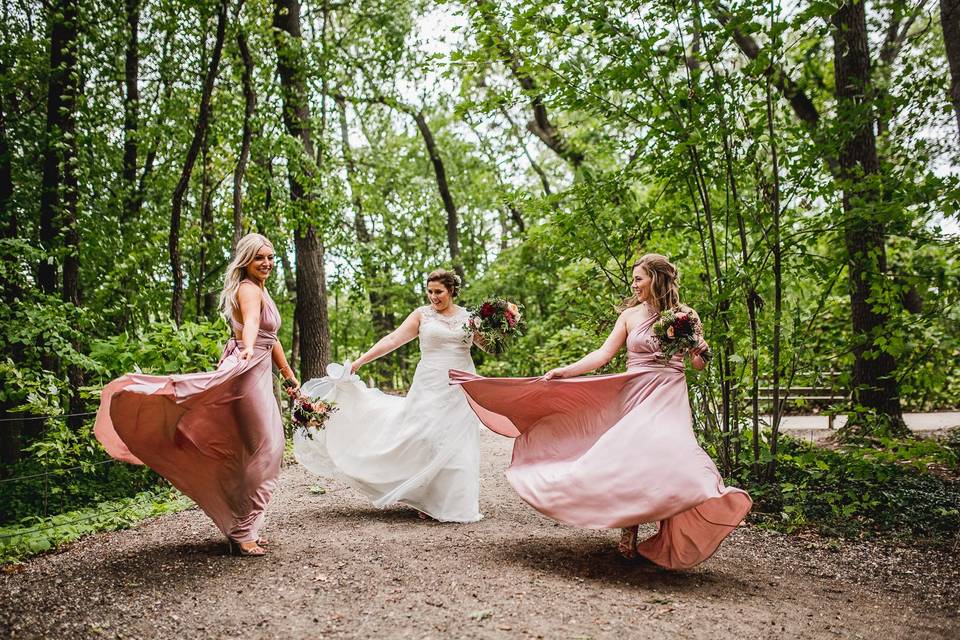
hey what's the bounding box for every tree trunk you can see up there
[0,71,25,465]
[39,0,81,297]
[833,0,906,435]
[196,124,214,320]
[233,28,256,252]
[499,105,551,196]
[942,0,960,136]
[273,0,331,380]
[0,63,14,248]
[121,0,140,223]
[169,0,230,325]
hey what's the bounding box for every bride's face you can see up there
[427,282,452,312]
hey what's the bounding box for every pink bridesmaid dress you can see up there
[94,281,285,545]
[450,311,752,569]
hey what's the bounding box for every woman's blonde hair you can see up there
[619,253,681,314]
[218,233,274,320]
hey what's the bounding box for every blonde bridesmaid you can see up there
[95,233,296,556]
[451,254,751,569]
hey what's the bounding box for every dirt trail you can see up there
[1,430,957,639]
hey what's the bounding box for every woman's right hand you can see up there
[543,366,569,380]
[240,346,255,361]
[350,360,363,375]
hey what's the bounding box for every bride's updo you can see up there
[427,269,462,297]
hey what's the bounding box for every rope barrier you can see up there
[0,411,97,423]
[0,458,118,485]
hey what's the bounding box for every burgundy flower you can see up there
[480,302,495,318]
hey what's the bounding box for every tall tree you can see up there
[169,0,230,325]
[39,0,80,297]
[273,0,331,379]
[410,108,465,283]
[0,52,24,463]
[232,27,256,251]
[121,0,140,223]
[717,0,906,431]
[833,0,905,433]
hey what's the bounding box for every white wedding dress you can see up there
[293,305,482,522]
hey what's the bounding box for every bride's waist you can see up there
[417,353,474,367]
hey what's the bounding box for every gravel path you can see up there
[1,430,957,639]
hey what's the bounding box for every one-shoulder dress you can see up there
[450,310,752,568]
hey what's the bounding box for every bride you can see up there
[293,269,483,523]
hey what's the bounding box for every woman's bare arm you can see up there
[543,311,630,379]
[351,309,422,374]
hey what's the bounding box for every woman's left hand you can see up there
[690,340,710,370]
[283,378,300,397]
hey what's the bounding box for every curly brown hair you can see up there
[426,268,461,297]
[619,253,681,314]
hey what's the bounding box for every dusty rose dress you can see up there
[94,281,284,544]
[450,311,752,569]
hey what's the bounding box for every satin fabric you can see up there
[450,308,752,569]
[94,281,284,543]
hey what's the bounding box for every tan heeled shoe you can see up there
[617,526,639,559]
[227,539,267,557]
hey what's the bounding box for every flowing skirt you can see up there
[450,367,752,568]
[294,360,481,523]
[94,341,284,543]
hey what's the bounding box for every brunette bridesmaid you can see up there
[451,253,751,569]
[95,233,297,557]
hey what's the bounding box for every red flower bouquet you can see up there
[462,298,525,354]
[651,308,712,363]
[282,379,338,439]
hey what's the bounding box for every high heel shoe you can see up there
[227,539,267,557]
[617,526,639,560]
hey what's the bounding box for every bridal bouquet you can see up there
[651,308,712,363]
[462,298,525,354]
[282,379,338,439]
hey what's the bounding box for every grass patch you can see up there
[0,487,193,564]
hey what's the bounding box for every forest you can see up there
[1,0,959,559]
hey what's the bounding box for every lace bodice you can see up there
[418,305,473,362]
